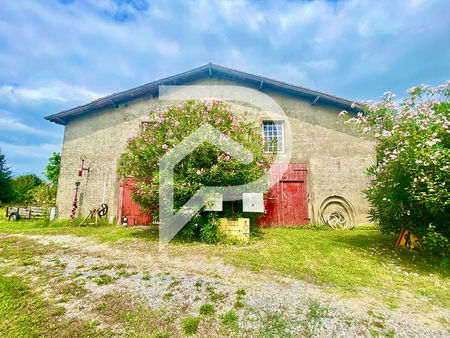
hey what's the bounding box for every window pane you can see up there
[263,121,284,152]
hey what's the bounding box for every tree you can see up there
[29,184,57,206]
[43,152,61,186]
[12,174,43,204]
[341,82,449,254]
[118,100,269,242]
[0,148,13,204]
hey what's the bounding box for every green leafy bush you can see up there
[118,100,269,242]
[11,174,43,204]
[342,83,449,255]
[29,184,57,206]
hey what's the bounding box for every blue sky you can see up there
[0,0,449,177]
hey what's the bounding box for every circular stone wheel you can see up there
[327,211,347,229]
[319,196,356,230]
[8,212,20,221]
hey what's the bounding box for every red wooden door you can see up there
[117,178,152,226]
[258,163,308,226]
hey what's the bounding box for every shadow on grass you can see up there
[329,230,449,275]
[127,226,159,242]
[128,223,266,247]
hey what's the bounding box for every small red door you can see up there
[258,163,308,226]
[117,178,152,226]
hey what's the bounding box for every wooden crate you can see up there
[219,218,250,242]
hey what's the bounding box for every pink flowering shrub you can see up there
[342,82,449,254]
[118,100,269,242]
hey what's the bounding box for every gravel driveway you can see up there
[1,233,448,337]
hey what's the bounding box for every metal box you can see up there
[204,193,223,211]
[243,192,264,213]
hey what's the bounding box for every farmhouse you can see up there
[45,63,374,227]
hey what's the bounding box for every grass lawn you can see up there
[222,228,449,305]
[0,234,173,337]
[0,270,109,337]
[0,208,448,310]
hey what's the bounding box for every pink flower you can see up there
[407,86,417,94]
[196,170,202,175]
[219,134,230,141]
[162,144,168,149]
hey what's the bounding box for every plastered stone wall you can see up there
[56,78,374,225]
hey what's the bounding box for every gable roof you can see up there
[45,63,357,125]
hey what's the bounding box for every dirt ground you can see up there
[1,233,449,337]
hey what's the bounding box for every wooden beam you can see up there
[109,99,119,108]
[55,116,66,124]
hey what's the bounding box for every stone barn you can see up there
[45,64,374,227]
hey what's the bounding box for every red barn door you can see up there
[117,178,152,226]
[258,163,308,226]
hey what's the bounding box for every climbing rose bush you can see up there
[118,100,269,242]
[341,82,450,254]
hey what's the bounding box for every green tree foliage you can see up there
[12,174,43,204]
[118,100,269,242]
[342,82,449,254]
[0,149,13,204]
[29,184,57,206]
[42,152,61,186]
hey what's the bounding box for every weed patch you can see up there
[221,310,238,326]
[95,274,113,285]
[182,317,200,336]
[199,303,215,315]
[0,273,103,336]
[301,300,331,337]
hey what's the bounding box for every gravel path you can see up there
[2,233,449,337]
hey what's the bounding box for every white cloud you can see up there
[0,0,447,99]
[0,110,56,137]
[0,0,447,176]
[148,5,166,19]
[306,59,337,71]
[0,142,59,159]
[278,64,310,84]
[154,41,181,57]
[0,142,61,175]
[0,82,103,104]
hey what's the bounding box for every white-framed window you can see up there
[262,121,284,153]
